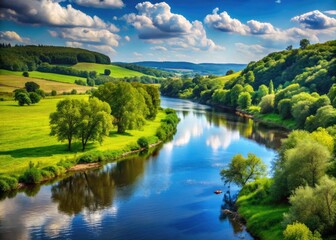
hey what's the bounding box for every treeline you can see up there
[37,62,97,78]
[161,40,336,130]
[113,62,174,78]
[0,45,110,71]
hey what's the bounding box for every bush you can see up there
[51,90,57,96]
[259,94,275,114]
[137,137,149,149]
[0,175,18,191]
[22,71,29,77]
[71,89,77,95]
[20,167,42,184]
[104,69,111,76]
[0,180,10,192]
[156,128,167,141]
[29,92,41,104]
[283,222,321,240]
[75,79,87,86]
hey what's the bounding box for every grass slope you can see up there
[72,63,147,78]
[213,72,240,85]
[0,69,86,84]
[0,74,91,94]
[0,95,164,175]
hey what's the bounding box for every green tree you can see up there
[51,90,57,96]
[220,153,266,187]
[104,69,111,76]
[283,222,321,240]
[25,81,40,92]
[246,71,255,84]
[284,176,336,234]
[238,92,252,109]
[50,99,82,150]
[300,39,310,49]
[278,98,292,119]
[93,82,149,133]
[29,92,41,104]
[269,80,274,94]
[230,84,244,107]
[226,69,234,75]
[77,98,112,151]
[16,92,31,106]
[253,84,268,104]
[259,94,275,113]
[22,71,29,77]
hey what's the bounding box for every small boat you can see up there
[214,190,222,194]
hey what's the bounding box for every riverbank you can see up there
[0,96,179,192]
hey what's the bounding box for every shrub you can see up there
[283,222,321,240]
[29,92,41,104]
[51,90,57,96]
[156,128,167,141]
[259,94,275,114]
[0,175,18,191]
[71,89,77,95]
[104,69,111,76]
[137,137,149,149]
[20,167,42,184]
[22,71,29,77]
[0,180,10,192]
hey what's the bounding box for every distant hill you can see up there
[133,61,246,76]
[0,45,111,71]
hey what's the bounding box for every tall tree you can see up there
[300,39,310,49]
[50,99,81,150]
[220,153,266,187]
[77,98,112,151]
[93,82,149,133]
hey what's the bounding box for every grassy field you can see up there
[213,71,241,84]
[0,95,164,175]
[0,69,86,84]
[72,63,147,78]
[255,113,297,130]
[0,74,92,95]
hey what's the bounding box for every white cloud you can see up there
[324,10,336,15]
[65,41,83,48]
[0,0,108,28]
[0,31,29,43]
[204,8,249,35]
[133,52,142,57]
[124,1,221,51]
[291,10,336,29]
[124,36,130,41]
[71,0,124,9]
[275,0,281,3]
[150,46,167,51]
[234,43,279,61]
[205,8,321,44]
[55,28,120,47]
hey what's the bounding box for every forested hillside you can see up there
[0,45,111,71]
[161,40,336,131]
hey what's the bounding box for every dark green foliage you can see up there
[104,69,111,76]
[71,89,77,95]
[238,92,252,109]
[25,81,40,92]
[22,71,29,77]
[0,45,110,71]
[300,39,310,49]
[278,98,292,119]
[87,78,95,86]
[259,94,274,114]
[51,90,57,96]
[75,79,86,86]
[17,92,32,106]
[0,175,18,192]
[137,137,149,149]
[21,167,42,184]
[230,84,244,107]
[37,62,91,78]
[29,92,41,104]
[226,69,234,75]
[156,109,179,141]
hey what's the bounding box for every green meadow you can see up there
[0,69,86,84]
[71,63,147,78]
[0,95,164,175]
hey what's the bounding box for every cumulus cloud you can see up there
[0,0,107,28]
[124,36,130,42]
[324,10,336,15]
[54,28,120,47]
[124,1,221,51]
[205,8,321,43]
[71,0,124,9]
[291,10,336,29]
[234,43,278,61]
[204,8,249,35]
[0,31,29,43]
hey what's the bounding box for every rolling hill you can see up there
[133,61,246,76]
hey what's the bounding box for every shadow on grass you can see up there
[0,142,87,158]
[109,131,133,137]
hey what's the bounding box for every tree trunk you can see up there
[68,137,72,150]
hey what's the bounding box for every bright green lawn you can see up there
[0,69,86,83]
[0,95,164,175]
[213,71,240,84]
[72,63,147,78]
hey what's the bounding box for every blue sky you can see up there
[0,0,335,63]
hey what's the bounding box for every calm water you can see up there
[0,97,286,240]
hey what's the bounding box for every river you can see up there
[0,97,287,240]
